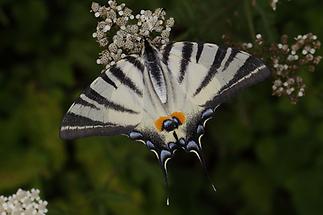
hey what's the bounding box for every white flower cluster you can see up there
[91,1,175,68]
[270,33,321,103]
[0,189,48,215]
[272,77,305,98]
[292,34,320,62]
[242,34,263,49]
[222,32,321,104]
[272,33,321,74]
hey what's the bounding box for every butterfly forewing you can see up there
[60,56,144,139]
[161,42,270,108]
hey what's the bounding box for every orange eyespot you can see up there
[171,112,186,124]
[154,116,171,132]
[154,112,186,132]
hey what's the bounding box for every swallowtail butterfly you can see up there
[60,40,270,200]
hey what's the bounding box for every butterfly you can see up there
[60,40,270,199]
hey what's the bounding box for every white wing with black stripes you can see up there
[161,42,269,108]
[60,40,270,195]
[60,55,145,139]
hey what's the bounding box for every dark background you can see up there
[1,0,323,214]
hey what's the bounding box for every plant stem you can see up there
[244,0,256,40]
[255,3,274,42]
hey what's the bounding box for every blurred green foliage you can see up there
[0,0,323,214]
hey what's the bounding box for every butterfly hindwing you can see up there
[60,56,144,139]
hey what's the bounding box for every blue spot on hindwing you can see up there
[202,108,214,120]
[197,125,204,135]
[129,131,143,140]
[146,140,155,149]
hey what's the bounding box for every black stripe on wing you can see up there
[205,55,271,107]
[100,73,117,89]
[162,43,174,64]
[75,97,99,110]
[125,56,145,73]
[110,65,143,97]
[60,126,134,139]
[222,55,265,90]
[193,46,228,96]
[84,88,139,114]
[179,42,193,83]
[61,112,108,127]
[60,116,134,139]
[60,112,121,139]
[223,48,239,72]
[196,43,204,63]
